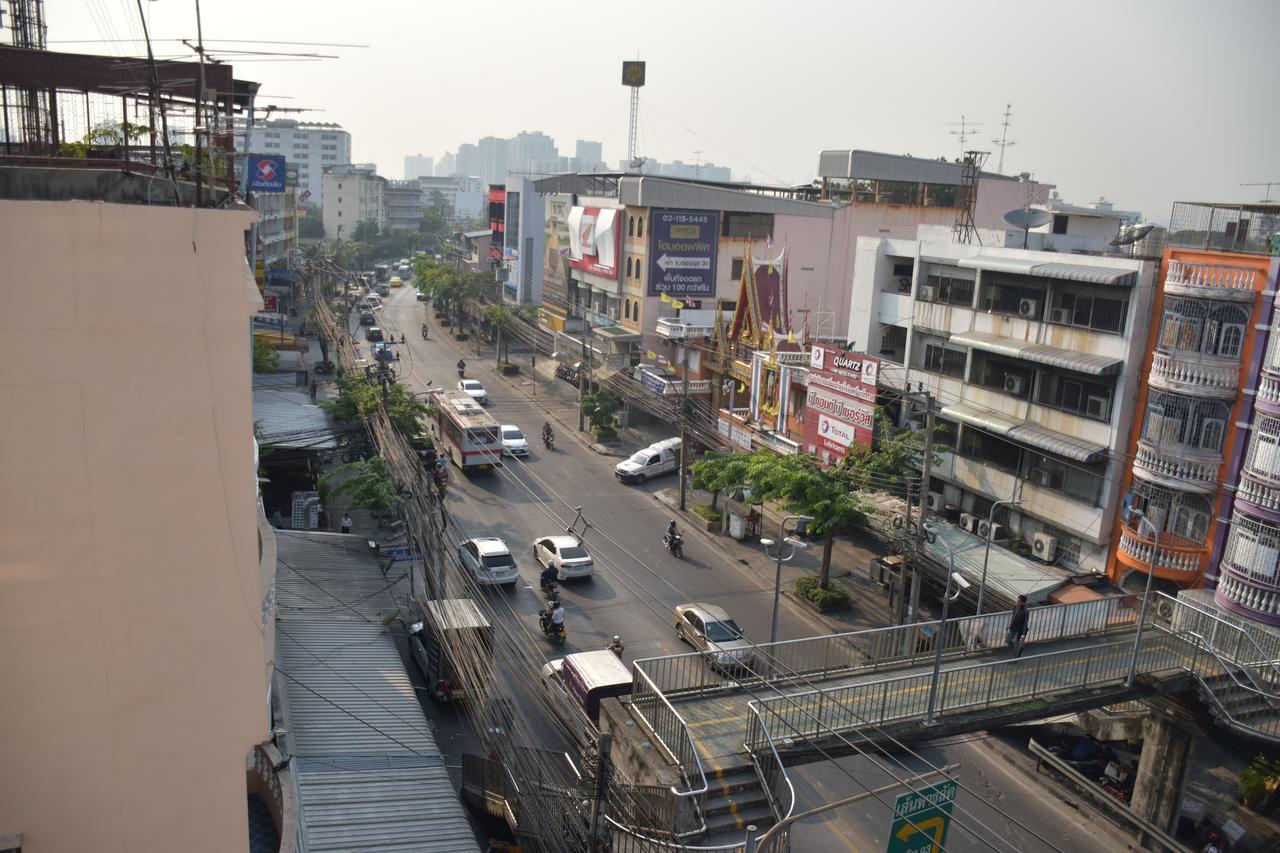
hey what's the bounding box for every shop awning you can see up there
[593,324,641,341]
[957,253,1138,287]
[941,403,1108,464]
[949,330,1123,376]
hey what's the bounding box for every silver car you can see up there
[458,537,518,586]
[674,603,755,672]
[533,535,595,580]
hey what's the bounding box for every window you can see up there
[731,258,744,280]
[637,217,644,238]
[958,428,1022,474]
[983,274,1046,317]
[1048,284,1128,334]
[722,212,773,239]
[1052,214,1070,235]
[628,215,635,237]
[1200,419,1225,453]
[972,353,1034,399]
[626,257,633,277]
[921,263,975,306]
[923,343,966,378]
[1036,372,1116,422]
[337,197,342,204]
[1247,416,1280,480]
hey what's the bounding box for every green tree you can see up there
[298,215,324,239]
[351,219,382,242]
[252,336,280,373]
[319,456,398,512]
[482,302,515,364]
[580,389,621,438]
[321,374,431,436]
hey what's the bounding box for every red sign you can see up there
[804,345,879,466]
[567,206,620,280]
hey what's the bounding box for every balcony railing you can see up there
[1149,352,1239,398]
[1164,259,1259,301]
[655,317,715,339]
[1216,574,1280,622]
[1133,441,1222,493]
[1117,525,1207,579]
[1260,375,1280,408]
[775,351,811,365]
[1238,476,1280,514]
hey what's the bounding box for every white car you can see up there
[533,535,595,580]
[458,537,518,586]
[458,379,488,404]
[675,602,755,672]
[500,425,529,457]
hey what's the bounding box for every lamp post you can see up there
[924,525,970,725]
[761,514,814,645]
[1125,503,1164,689]
[976,498,1022,617]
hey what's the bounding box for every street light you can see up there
[762,514,814,645]
[924,524,970,725]
[976,498,1022,617]
[1124,499,1164,689]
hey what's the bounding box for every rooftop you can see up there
[817,149,1022,185]
[1167,200,1280,256]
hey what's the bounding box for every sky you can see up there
[46,0,1280,222]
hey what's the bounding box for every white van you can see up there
[615,437,682,484]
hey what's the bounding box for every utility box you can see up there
[724,498,750,540]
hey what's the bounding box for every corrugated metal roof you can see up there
[818,149,1020,185]
[957,253,1139,286]
[921,523,1067,604]
[275,531,405,622]
[619,176,832,218]
[254,389,340,450]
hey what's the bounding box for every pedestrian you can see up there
[340,512,352,534]
[1007,594,1029,658]
[308,380,317,401]
[437,453,448,473]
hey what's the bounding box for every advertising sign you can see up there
[648,209,719,297]
[247,155,286,193]
[886,780,957,853]
[567,206,619,279]
[804,344,880,466]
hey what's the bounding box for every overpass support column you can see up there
[1129,712,1195,837]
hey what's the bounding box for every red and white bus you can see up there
[430,389,502,470]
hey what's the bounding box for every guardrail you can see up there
[745,702,796,835]
[628,663,710,838]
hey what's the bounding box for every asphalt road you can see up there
[371,286,1118,852]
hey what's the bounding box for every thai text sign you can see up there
[804,345,879,466]
[648,209,719,297]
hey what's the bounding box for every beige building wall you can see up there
[0,200,269,853]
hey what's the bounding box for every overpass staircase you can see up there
[613,592,1280,851]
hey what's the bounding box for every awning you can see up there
[941,403,1108,463]
[957,253,1138,286]
[593,324,641,341]
[949,330,1123,376]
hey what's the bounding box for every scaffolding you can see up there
[951,150,989,245]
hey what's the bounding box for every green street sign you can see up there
[886,779,958,853]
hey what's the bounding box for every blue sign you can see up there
[380,546,421,563]
[648,209,719,298]
[247,155,286,193]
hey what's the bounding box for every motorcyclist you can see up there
[549,602,566,631]
[607,635,625,658]
[457,358,466,376]
[421,322,429,338]
[665,520,679,542]
[542,421,554,442]
[539,564,559,590]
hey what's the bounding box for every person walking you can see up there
[340,512,353,534]
[1007,594,1029,658]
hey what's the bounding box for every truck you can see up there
[614,437,682,484]
[374,263,390,283]
[540,650,632,744]
[410,598,493,703]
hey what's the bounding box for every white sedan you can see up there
[500,425,528,457]
[457,379,487,405]
[533,535,595,580]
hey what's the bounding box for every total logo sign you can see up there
[810,344,878,387]
[817,414,857,449]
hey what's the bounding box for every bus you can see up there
[374,263,390,283]
[430,389,502,470]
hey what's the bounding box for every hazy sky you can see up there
[48,0,1280,222]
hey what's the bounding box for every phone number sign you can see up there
[647,209,719,298]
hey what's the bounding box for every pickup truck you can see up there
[614,437,682,484]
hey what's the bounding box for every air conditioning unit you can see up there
[926,491,946,512]
[959,512,978,533]
[1030,468,1053,487]
[1050,307,1072,324]
[1032,531,1059,562]
[988,522,1007,542]
[976,519,991,540]
[920,285,939,302]
[1003,374,1025,394]
[1018,298,1039,318]
[1086,395,1108,419]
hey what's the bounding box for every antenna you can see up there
[990,103,1016,174]
[621,59,646,172]
[1241,181,1280,202]
[1003,207,1053,249]
[947,115,982,159]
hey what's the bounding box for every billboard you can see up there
[247,155,286,193]
[804,344,880,466]
[648,209,719,297]
[567,206,619,280]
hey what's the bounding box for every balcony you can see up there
[1115,523,1208,581]
[1237,476,1280,514]
[1149,351,1239,398]
[1164,259,1259,302]
[1260,375,1280,409]
[1133,441,1221,493]
[656,317,715,339]
[1216,574,1280,625]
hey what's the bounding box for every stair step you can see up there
[702,789,770,819]
[702,803,777,836]
[705,765,760,797]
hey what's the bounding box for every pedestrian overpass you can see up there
[612,592,1280,851]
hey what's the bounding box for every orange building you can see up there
[1108,202,1280,601]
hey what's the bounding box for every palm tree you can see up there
[482,303,515,365]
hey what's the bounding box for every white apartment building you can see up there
[322,165,385,239]
[251,185,299,266]
[855,233,1154,575]
[419,175,484,223]
[240,119,351,207]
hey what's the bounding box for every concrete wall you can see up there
[0,200,268,853]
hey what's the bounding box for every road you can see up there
[368,285,1118,851]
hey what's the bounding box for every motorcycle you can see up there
[543,432,555,451]
[663,531,684,559]
[539,569,560,601]
[538,607,567,645]
[421,325,429,340]
[457,362,466,378]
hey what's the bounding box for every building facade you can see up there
[419,175,484,223]
[240,118,350,207]
[251,184,299,266]
[322,164,386,239]
[1108,202,1280,618]
[384,179,424,232]
[404,153,433,180]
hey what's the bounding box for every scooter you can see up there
[538,608,567,645]
[539,572,560,601]
[457,363,466,378]
[663,531,684,559]
[543,432,555,451]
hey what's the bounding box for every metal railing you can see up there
[745,702,796,833]
[1149,351,1239,397]
[1165,592,1280,686]
[627,663,710,837]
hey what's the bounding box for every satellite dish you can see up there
[1003,208,1054,229]
[1110,223,1156,246]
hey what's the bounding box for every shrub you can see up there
[592,425,617,440]
[794,575,850,610]
[252,336,279,373]
[692,504,721,524]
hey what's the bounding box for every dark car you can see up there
[359,311,377,325]
[366,326,384,342]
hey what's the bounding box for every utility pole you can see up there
[678,347,690,511]
[578,310,588,433]
[900,390,934,637]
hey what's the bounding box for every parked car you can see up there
[359,310,377,325]
[500,425,529,457]
[674,603,754,672]
[533,535,595,580]
[458,379,488,405]
[615,437,681,484]
[416,291,428,302]
[366,326,384,342]
[458,537,519,586]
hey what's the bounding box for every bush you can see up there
[692,504,721,524]
[592,425,617,440]
[252,336,279,373]
[794,575,850,610]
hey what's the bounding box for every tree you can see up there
[319,456,398,512]
[351,219,382,242]
[580,389,621,438]
[321,374,431,436]
[482,303,515,364]
[252,336,280,373]
[298,215,324,239]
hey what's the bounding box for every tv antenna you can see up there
[1241,181,1280,202]
[947,115,982,159]
[991,103,1016,174]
